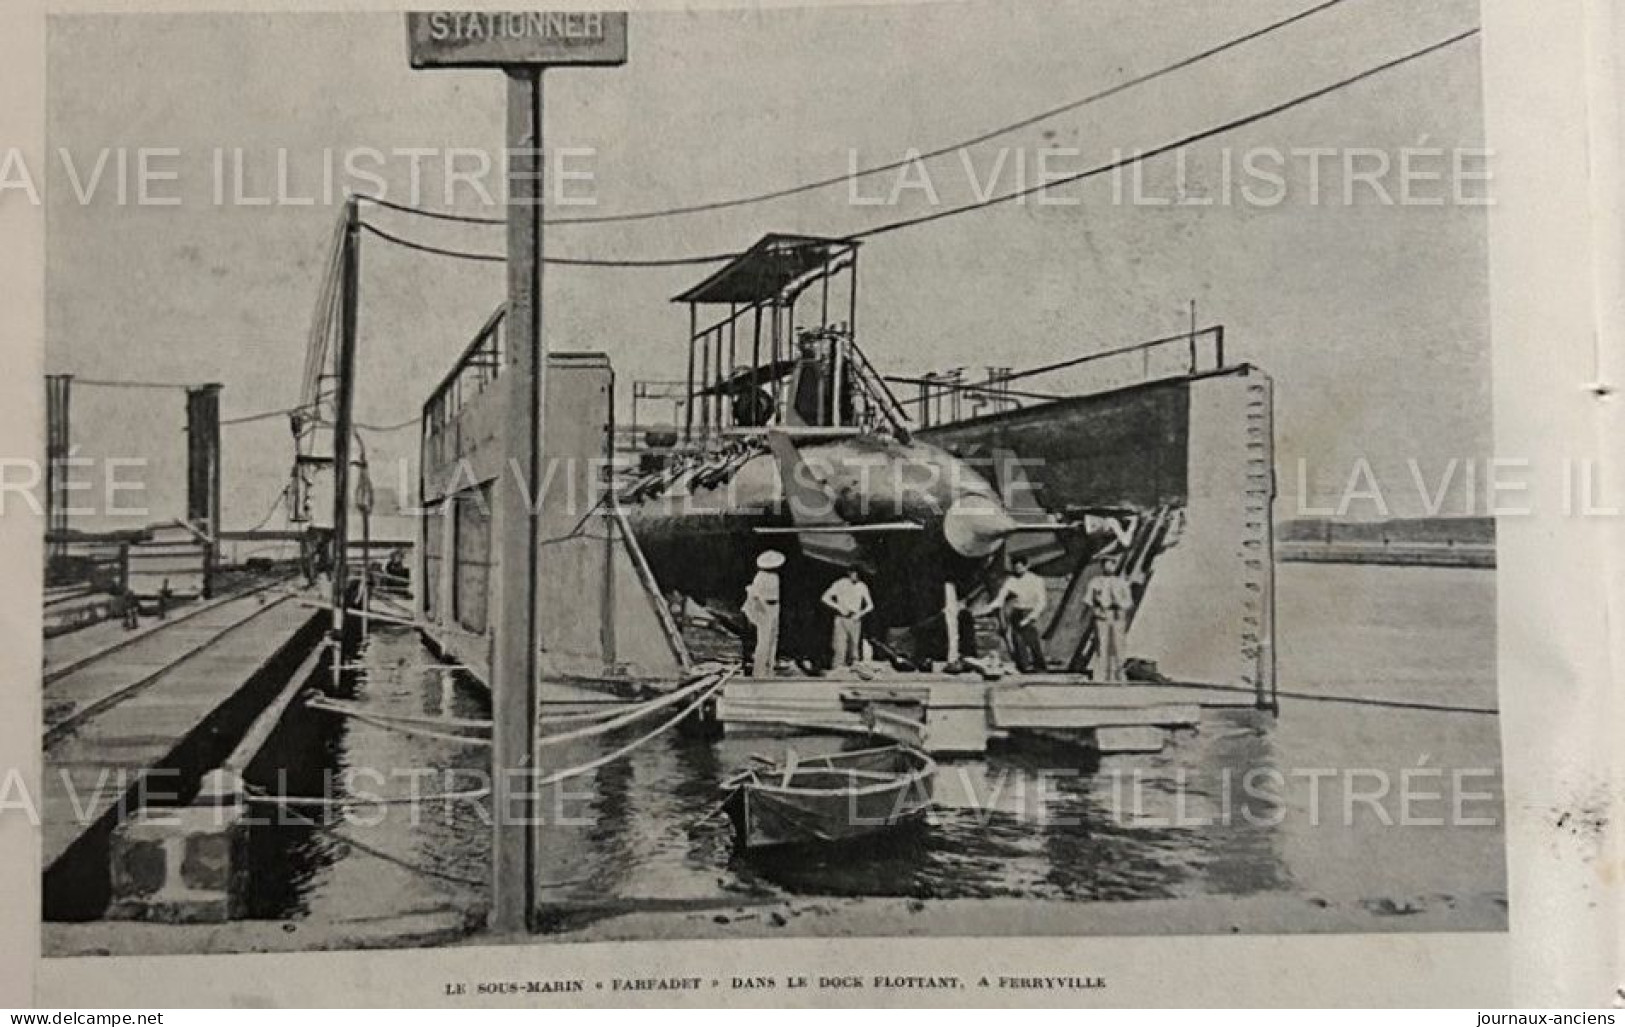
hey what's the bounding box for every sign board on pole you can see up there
[407,11,628,67]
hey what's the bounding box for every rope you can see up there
[333,705,493,747]
[1163,679,1500,717]
[355,0,1352,228]
[300,209,348,416]
[534,669,726,748]
[529,670,734,788]
[271,799,487,889]
[221,403,414,433]
[236,484,292,535]
[293,598,419,627]
[306,694,492,731]
[246,782,492,807]
[309,413,421,434]
[847,29,1479,242]
[358,219,738,267]
[537,702,655,726]
[221,403,313,427]
[357,416,420,433]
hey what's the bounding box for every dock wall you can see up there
[43,605,327,921]
[922,366,1276,699]
[1127,370,1275,699]
[419,354,685,687]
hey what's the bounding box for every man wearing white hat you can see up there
[742,550,785,677]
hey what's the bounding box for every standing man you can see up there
[982,556,1048,673]
[821,566,874,670]
[119,584,140,631]
[1084,554,1135,681]
[742,550,785,677]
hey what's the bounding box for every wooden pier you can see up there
[41,586,326,918]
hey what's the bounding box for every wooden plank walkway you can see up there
[41,590,322,873]
[43,579,283,685]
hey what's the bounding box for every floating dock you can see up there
[718,673,1259,755]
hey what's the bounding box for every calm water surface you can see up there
[244,563,1504,928]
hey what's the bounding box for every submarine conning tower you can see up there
[656,233,908,460]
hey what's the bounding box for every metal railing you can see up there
[423,305,506,441]
[888,325,1227,428]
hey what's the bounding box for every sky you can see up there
[41,0,1490,529]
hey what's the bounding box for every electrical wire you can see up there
[846,28,1479,241]
[354,0,1355,228]
[358,219,739,267]
[357,192,502,225]
[226,406,418,432]
[352,30,1478,265]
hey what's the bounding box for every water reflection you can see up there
[241,564,1502,933]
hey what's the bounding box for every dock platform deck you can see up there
[718,672,1265,754]
[42,588,325,878]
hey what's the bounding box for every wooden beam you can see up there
[490,67,545,936]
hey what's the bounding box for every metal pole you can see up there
[786,297,798,420]
[44,376,59,565]
[830,264,845,427]
[331,199,360,644]
[208,385,222,596]
[359,464,371,641]
[751,304,763,423]
[491,67,545,936]
[770,301,782,415]
[726,305,737,428]
[1187,299,1198,373]
[848,248,859,341]
[59,376,70,552]
[601,369,617,668]
[416,411,428,625]
[685,305,697,443]
[699,330,712,438]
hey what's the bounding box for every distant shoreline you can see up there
[1276,541,1495,568]
[1276,516,1495,568]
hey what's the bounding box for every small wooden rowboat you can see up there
[720,745,937,850]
